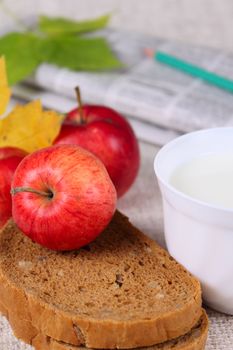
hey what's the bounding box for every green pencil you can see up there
[144,48,233,93]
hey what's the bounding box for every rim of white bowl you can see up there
[154,126,233,214]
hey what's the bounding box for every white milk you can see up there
[170,153,233,209]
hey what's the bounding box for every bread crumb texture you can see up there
[0,212,199,320]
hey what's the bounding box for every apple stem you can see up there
[11,187,53,199]
[75,86,85,124]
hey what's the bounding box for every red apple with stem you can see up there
[54,87,140,198]
[11,144,117,251]
[0,147,27,227]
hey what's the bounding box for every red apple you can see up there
[54,93,140,198]
[0,147,27,170]
[0,147,27,227]
[0,165,13,227]
[11,144,117,251]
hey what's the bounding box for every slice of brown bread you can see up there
[0,301,208,350]
[0,211,202,349]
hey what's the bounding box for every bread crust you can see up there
[33,311,208,350]
[0,301,208,350]
[0,212,202,349]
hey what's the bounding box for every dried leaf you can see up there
[0,57,11,115]
[0,100,63,153]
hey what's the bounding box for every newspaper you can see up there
[12,84,180,146]
[27,28,233,134]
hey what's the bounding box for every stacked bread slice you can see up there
[0,211,208,350]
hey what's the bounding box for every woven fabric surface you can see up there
[0,142,232,349]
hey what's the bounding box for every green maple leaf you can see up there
[41,36,122,70]
[0,14,122,85]
[0,32,42,85]
[39,14,110,35]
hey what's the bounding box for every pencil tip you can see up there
[144,48,154,58]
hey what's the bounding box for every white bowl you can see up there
[154,127,233,315]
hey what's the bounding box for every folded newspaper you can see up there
[14,29,233,145]
[12,83,180,146]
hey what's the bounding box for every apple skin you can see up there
[54,105,140,198]
[0,147,27,174]
[0,147,27,227]
[11,144,117,251]
[0,165,13,227]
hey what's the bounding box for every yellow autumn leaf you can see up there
[0,100,63,153]
[0,57,11,115]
